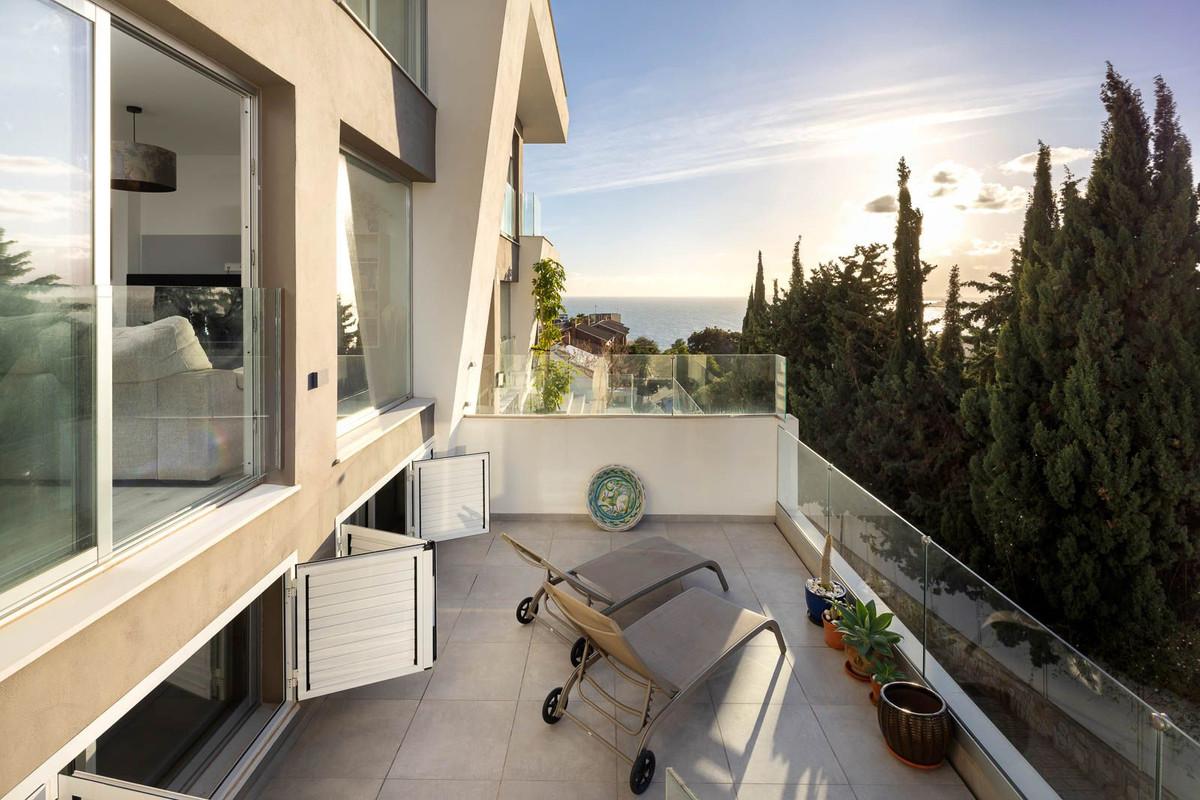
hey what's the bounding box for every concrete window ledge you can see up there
[0,483,301,684]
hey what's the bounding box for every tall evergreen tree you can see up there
[892,159,926,368]
[739,251,770,353]
[0,228,57,285]
[968,142,1060,589]
[935,265,965,396]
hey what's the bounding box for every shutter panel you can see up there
[59,772,204,799]
[411,452,490,541]
[342,523,427,555]
[294,537,434,700]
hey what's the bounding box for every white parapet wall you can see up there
[454,415,780,516]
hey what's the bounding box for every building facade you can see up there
[0,1,566,797]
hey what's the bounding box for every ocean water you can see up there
[564,296,744,348]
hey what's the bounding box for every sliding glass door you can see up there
[0,0,101,608]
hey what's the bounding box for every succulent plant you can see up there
[835,598,901,661]
[819,533,834,591]
[871,660,907,684]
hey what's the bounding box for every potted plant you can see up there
[869,660,906,705]
[822,599,846,650]
[877,681,952,768]
[835,598,900,681]
[804,534,846,625]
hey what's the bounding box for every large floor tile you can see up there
[270,698,418,779]
[748,603,826,650]
[716,703,847,786]
[437,534,494,566]
[788,648,874,706]
[746,569,811,608]
[665,521,727,539]
[377,779,500,799]
[850,785,973,799]
[706,647,807,706]
[681,567,763,612]
[340,669,431,700]
[554,519,614,539]
[721,522,787,540]
[734,785,858,799]
[449,607,535,644]
[466,566,542,609]
[253,777,383,800]
[484,535,539,567]
[495,519,555,544]
[619,780,736,800]
[389,700,517,780]
[424,641,529,700]
[617,698,732,786]
[732,533,807,570]
[500,780,616,800]
[438,564,481,608]
[811,705,964,786]
[502,699,617,782]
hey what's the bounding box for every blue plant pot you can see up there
[804,579,846,626]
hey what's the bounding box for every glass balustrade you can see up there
[475,353,785,416]
[775,425,1200,799]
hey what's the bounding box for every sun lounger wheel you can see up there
[629,748,655,794]
[569,637,587,666]
[541,687,565,724]
[516,596,534,624]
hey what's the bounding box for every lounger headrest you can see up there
[542,581,662,686]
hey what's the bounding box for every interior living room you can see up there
[107,24,267,543]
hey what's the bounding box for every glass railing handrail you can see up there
[777,424,1200,796]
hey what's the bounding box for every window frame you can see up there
[335,0,428,94]
[0,0,267,620]
[334,148,416,438]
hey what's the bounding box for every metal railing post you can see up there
[1151,711,1169,800]
[921,534,930,677]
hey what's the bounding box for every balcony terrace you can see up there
[247,517,972,800]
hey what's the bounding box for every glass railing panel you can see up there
[0,285,97,603]
[827,465,925,638]
[520,192,542,237]
[776,429,830,533]
[500,183,517,239]
[476,353,784,416]
[1163,720,1200,800]
[111,286,280,545]
[675,354,777,414]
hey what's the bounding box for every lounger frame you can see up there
[542,583,786,768]
[501,531,730,648]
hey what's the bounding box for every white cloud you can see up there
[0,154,80,176]
[999,146,1092,174]
[530,74,1096,197]
[966,183,1027,213]
[864,194,898,213]
[966,238,1009,257]
[0,189,85,220]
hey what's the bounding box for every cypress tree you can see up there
[892,158,925,368]
[740,251,770,353]
[969,142,1060,592]
[936,266,965,396]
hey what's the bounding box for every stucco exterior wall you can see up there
[0,0,567,795]
[454,415,781,517]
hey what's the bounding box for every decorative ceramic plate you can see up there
[586,465,646,532]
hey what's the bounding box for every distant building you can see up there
[560,313,629,354]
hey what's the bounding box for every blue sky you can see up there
[525,0,1200,298]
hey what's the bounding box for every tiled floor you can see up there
[247,519,974,800]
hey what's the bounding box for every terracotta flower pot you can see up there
[877,682,952,769]
[822,610,845,650]
[870,677,882,705]
[844,648,872,681]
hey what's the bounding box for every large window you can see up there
[0,0,97,604]
[0,0,280,617]
[336,152,413,432]
[343,0,427,90]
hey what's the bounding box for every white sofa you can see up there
[112,316,244,482]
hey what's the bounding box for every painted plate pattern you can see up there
[586,465,646,532]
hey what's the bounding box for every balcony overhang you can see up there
[517,0,569,144]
